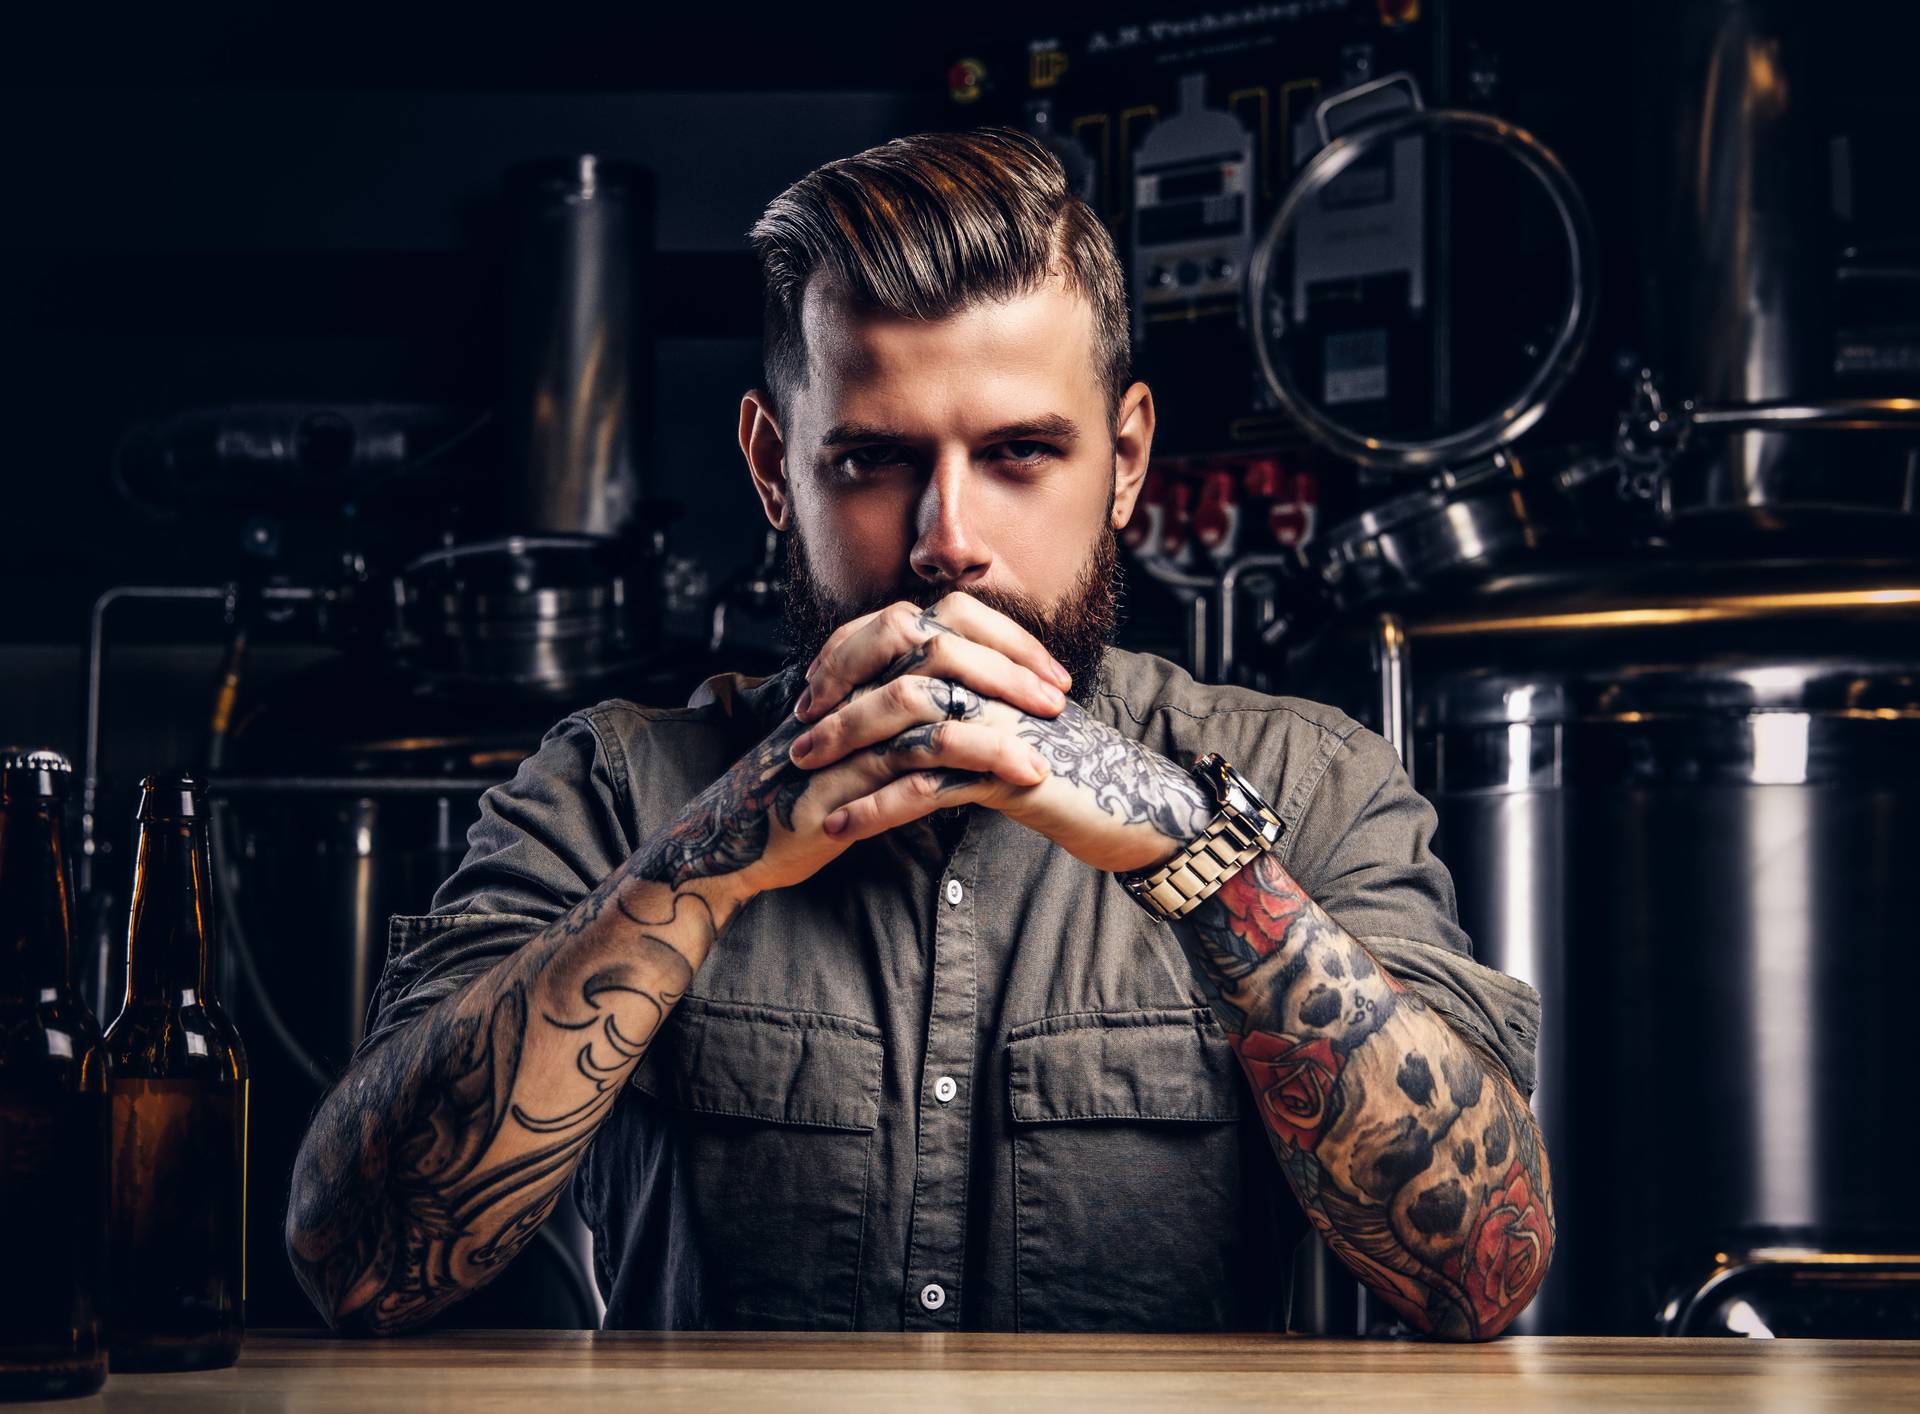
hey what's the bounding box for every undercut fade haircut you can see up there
[748,127,1131,429]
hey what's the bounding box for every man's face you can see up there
[742,274,1153,700]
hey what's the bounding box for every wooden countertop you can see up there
[44,1330,1920,1411]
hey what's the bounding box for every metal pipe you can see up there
[205,775,504,796]
[1374,612,1412,779]
[1216,554,1302,684]
[1688,398,1920,432]
[503,155,653,537]
[1133,556,1220,680]
[1415,585,1920,638]
[81,584,321,890]
[1661,0,1829,509]
[1188,598,1209,686]
[345,798,378,1049]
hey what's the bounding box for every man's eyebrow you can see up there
[980,413,1081,444]
[819,422,912,447]
[819,413,1082,447]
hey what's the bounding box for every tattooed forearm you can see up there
[1180,853,1554,1339]
[641,717,810,885]
[1015,702,1213,841]
[285,791,767,1332]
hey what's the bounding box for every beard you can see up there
[781,518,1121,710]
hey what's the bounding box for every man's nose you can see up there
[909,454,992,588]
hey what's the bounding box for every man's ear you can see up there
[739,388,792,531]
[1109,380,1156,529]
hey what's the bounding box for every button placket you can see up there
[901,843,979,1327]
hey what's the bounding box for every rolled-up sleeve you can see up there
[1284,724,1541,1098]
[353,708,634,1063]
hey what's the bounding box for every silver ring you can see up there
[943,681,976,721]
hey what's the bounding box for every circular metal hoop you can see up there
[1249,107,1597,471]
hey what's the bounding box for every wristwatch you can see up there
[1118,753,1285,922]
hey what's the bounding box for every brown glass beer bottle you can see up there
[0,749,109,1402]
[102,773,249,1372]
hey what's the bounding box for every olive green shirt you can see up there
[360,648,1540,1332]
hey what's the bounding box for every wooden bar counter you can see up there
[31,1330,1920,1411]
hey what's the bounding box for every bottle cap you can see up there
[136,771,207,822]
[0,747,74,802]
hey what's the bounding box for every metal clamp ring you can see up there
[1249,106,1596,471]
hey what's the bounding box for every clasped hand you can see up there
[742,592,1212,889]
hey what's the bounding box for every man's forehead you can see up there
[796,274,1100,407]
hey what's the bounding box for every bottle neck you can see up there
[0,801,76,998]
[123,817,214,1003]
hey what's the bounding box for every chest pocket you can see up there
[631,996,882,1330]
[1008,1008,1248,1332]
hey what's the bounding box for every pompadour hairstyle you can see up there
[747,126,1131,427]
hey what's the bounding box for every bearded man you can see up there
[286,128,1550,1340]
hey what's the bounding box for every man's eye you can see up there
[839,446,908,474]
[996,441,1058,465]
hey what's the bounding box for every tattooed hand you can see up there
[623,662,1050,901]
[794,591,1074,724]
[788,593,1213,873]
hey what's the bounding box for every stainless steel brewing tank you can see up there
[1291,556,1920,1334]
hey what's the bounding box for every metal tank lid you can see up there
[1394,556,1920,728]
[1419,660,1920,728]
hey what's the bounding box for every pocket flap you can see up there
[632,996,884,1132]
[1006,1008,1245,1123]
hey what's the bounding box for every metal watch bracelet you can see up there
[1118,754,1285,921]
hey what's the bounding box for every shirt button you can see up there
[944,878,964,906]
[920,1282,946,1311]
[933,1075,958,1104]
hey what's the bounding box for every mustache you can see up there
[780,527,1120,707]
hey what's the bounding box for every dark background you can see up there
[9,0,1920,1334]
[8,1,1919,640]
[7,0,1918,634]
